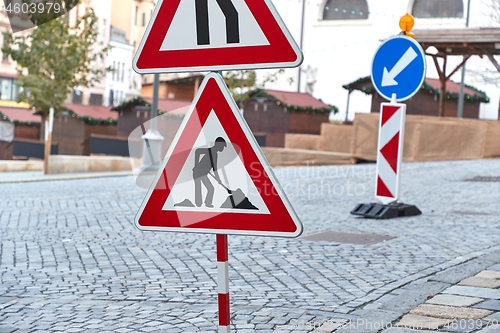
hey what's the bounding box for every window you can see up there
[322,0,369,20]
[0,77,19,101]
[102,19,107,39]
[109,90,114,106]
[412,0,463,18]
[112,61,116,81]
[72,89,83,104]
[135,6,138,25]
[89,94,103,106]
[142,12,146,27]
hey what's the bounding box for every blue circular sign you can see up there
[371,35,426,102]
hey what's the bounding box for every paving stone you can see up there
[486,264,500,272]
[410,304,492,320]
[0,326,16,333]
[395,314,453,330]
[473,300,500,311]
[438,319,488,333]
[476,270,500,279]
[458,277,500,289]
[476,322,500,332]
[429,259,496,285]
[379,281,450,313]
[426,294,483,307]
[442,286,500,300]
[381,328,437,333]
[483,312,500,323]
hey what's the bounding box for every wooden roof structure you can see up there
[413,28,500,117]
[414,28,500,56]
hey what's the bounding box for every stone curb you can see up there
[331,245,500,333]
[0,170,134,183]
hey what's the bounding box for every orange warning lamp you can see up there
[399,13,415,38]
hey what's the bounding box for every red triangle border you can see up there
[133,0,303,73]
[135,74,302,237]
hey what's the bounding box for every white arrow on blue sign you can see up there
[371,35,426,102]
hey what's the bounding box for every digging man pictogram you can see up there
[174,136,258,210]
[192,137,227,207]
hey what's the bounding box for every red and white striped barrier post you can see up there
[217,234,230,333]
[351,94,421,219]
[375,100,406,204]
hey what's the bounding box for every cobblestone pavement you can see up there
[0,159,499,332]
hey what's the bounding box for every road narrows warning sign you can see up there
[133,0,303,73]
[135,73,303,237]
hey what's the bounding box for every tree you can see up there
[2,9,110,115]
[465,0,500,118]
[223,69,289,109]
[2,9,111,173]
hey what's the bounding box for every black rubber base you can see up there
[350,202,422,219]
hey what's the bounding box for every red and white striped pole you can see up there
[375,95,406,204]
[217,234,230,333]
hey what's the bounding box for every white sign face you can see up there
[371,35,426,102]
[161,0,269,51]
[162,110,270,217]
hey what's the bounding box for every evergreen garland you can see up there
[63,109,117,125]
[111,96,151,111]
[0,111,40,126]
[167,75,204,85]
[112,96,185,118]
[343,76,489,103]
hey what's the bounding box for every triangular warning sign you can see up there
[135,73,303,238]
[133,0,303,73]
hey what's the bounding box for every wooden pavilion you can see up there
[413,27,500,117]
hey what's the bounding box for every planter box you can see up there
[351,113,500,162]
[262,147,356,167]
[48,155,134,174]
[319,123,353,153]
[284,134,321,151]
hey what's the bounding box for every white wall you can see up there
[105,40,134,106]
[86,0,112,105]
[262,0,499,120]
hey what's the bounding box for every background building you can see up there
[0,7,31,108]
[264,0,500,121]
[244,89,334,147]
[343,76,490,118]
[67,0,112,106]
[110,0,156,99]
[0,0,154,108]
[106,27,135,106]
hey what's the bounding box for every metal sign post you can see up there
[217,234,230,332]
